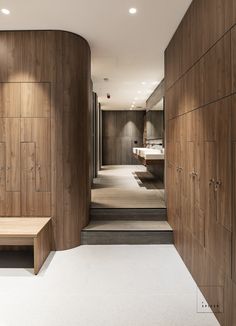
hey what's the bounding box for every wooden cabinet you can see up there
[0,83,51,217]
[166,98,232,276]
[0,30,91,250]
[165,1,235,323]
[203,33,231,105]
[203,98,232,276]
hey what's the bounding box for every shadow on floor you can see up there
[133,171,164,189]
[0,250,34,269]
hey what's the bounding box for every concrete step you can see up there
[90,208,167,221]
[81,220,173,245]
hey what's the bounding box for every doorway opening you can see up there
[83,83,172,245]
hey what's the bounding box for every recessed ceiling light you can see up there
[129,8,137,14]
[137,91,141,94]
[134,97,139,100]
[1,8,10,15]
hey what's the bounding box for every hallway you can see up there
[91,165,165,209]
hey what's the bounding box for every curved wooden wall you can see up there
[0,30,91,250]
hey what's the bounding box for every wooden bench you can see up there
[0,218,52,274]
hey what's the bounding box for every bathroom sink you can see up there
[133,147,165,161]
[132,147,144,155]
[140,149,164,158]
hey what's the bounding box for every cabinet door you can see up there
[0,143,5,216]
[216,98,231,231]
[203,100,232,276]
[0,118,21,216]
[194,141,205,246]
[21,118,51,216]
[186,141,195,233]
[21,142,50,216]
[20,82,51,217]
[232,143,236,283]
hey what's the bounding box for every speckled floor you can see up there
[0,245,219,326]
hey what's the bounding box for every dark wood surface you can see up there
[165,1,236,324]
[0,31,91,250]
[102,111,145,165]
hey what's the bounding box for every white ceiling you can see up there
[0,0,192,110]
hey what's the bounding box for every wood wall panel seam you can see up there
[165,1,235,324]
[0,30,91,250]
[165,22,236,92]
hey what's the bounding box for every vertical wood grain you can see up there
[21,83,50,118]
[5,118,20,192]
[0,30,91,250]
[34,221,51,274]
[0,143,6,216]
[21,118,51,192]
[165,1,234,324]
[102,111,144,165]
[0,83,21,117]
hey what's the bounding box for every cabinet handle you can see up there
[214,180,222,192]
[209,178,215,186]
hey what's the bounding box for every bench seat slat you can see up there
[0,218,51,237]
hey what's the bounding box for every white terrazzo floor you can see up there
[0,245,219,326]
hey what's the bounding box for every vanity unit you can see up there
[133,147,164,165]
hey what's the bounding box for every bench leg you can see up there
[34,222,51,275]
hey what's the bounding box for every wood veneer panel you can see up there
[21,83,50,118]
[21,31,56,82]
[0,83,21,117]
[233,143,236,283]
[5,118,20,192]
[0,143,5,216]
[233,281,236,324]
[232,95,236,142]
[21,118,51,192]
[102,111,144,165]
[0,32,22,82]
[203,33,231,106]
[165,0,235,324]
[202,0,234,54]
[231,26,236,94]
[0,30,91,249]
[0,119,21,216]
[165,0,234,92]
[34,221,51,274]
[216,98,232,231]
[21,142,50,217]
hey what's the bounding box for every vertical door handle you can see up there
[214,180,222,192]
[209,178,215,186]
